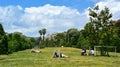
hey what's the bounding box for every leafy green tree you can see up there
[30,37,36,45]
[114,19,120,52]
[0,23,8,54]
[7,32,34,53]
[76,30,89,49]
[54,33,66,47]
[85,5,113,56]
[66,28,79,47]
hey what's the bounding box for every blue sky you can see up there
[0,0,120,37]
[0,0,94,11]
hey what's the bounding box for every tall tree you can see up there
[84,5,113,56]
[39,30,43,47]
[38,28,46,48]
[42,28,46,41]
[39,30,43,38]
[66,28,79,47]
[0,23,8,54]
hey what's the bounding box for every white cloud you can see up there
[0,4,88,37]
[95,0,120,20]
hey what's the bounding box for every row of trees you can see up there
[0,23,35,55]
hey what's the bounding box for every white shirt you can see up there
[90,50,94,54]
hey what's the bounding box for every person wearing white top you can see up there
[90,50,94,55]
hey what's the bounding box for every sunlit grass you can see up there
[0,47,120,67]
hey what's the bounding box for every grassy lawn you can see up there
[0,47,120,67]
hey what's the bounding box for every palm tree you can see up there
[38,28,46,48]
[42,28,46,41]
[39,30,43,48]
[39,30,43,39]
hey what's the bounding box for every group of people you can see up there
[81,48,94,56]
[31,47,94,58]
[52,48,94,58]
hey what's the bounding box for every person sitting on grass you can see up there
[90,49,94,56]
[52,50,69,58]
[81,48,87,56]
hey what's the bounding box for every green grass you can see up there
[0,47,120,67]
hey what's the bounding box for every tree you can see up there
[39,30,43,39]
[54,32,66,47]
[0,23,8,55]
[38,28,46,48]
[42,28,46,41]
[7,32,34,53]
[114,19,120,52]
[84,5,113,56]
[66,28,79,47]
[39,30,43,48]
[76,30,89,49]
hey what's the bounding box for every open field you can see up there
[0,47,120,67]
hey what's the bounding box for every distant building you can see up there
[46,31,67,40]
[46,32,58,40]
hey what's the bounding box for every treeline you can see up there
[0,24,35,55]
[43,6,120,52]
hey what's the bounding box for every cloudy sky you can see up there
[0,0,120,37]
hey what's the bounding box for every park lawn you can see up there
[0,47,120,67]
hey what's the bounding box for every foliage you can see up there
[7,32,35,53]
[84,5,118,55]
[66,28,80,47]
[54,32,66,47]
[76,30,89,49]
[0,23,8,55]
[113,19,120,52]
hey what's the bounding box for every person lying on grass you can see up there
[31,49,41,53]
[52,50,69,58]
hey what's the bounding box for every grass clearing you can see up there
[0,47,120,67]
